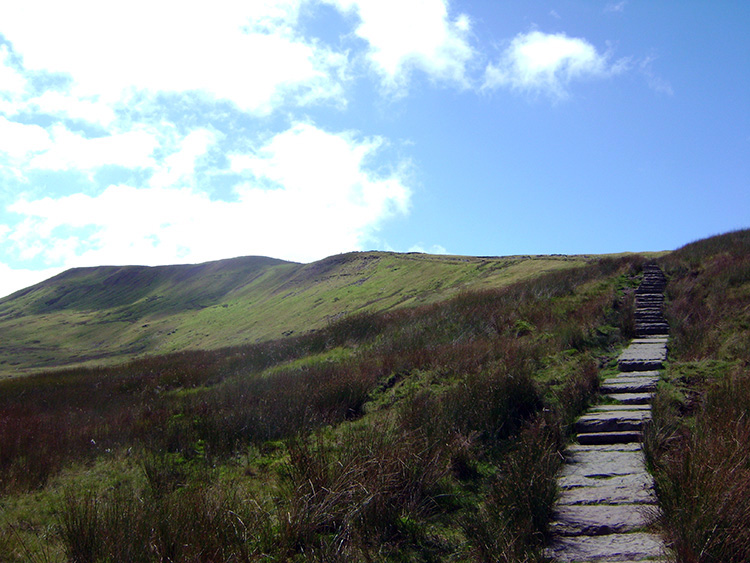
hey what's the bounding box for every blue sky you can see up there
[0,1,748,297]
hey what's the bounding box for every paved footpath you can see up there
[547,265,671,562]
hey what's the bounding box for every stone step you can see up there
[618,343,668,362]
[636,324,670,336]
[635,281,667,294]
[636,288,666,295]
[635,298,664,305]
[634,308,664,314]
[548,532,668,562]
[636,288,666,296]
[603,376,660,389]
[589,404,651,412]
[557,479,656,505]
[606,392,654,404]
[577,431,643,445]
[558,487,655,506]
[605,371,660,382]
[559,469,654,490]
[575,411,650,434]
[618,358,666,372]
[634,312,665,320]
[551,505,652,536]
[635,329,669,338]
[635,308,665,316]
[561,445,648,475]
[635,321,669,328]
[601,379,658,394]
[634,316,665,323]
[631,336,668,343]
[613,369,661,377]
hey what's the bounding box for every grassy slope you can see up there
[0,252,646,562]
[644,228,750,562]
[0,251,607,376]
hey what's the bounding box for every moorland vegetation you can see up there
[0,253,641,562]
[0,252,594,375]
[0,229,747,562]
[644,228,750,562]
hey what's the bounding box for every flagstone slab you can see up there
[605,392,654,404]
[575,410,650,434]
[630,337,668,345]
[567,443,643,453]
[548,532,667,562]
[559,471,654,491]
[551,505,652,536]
[601,380,658,393]
[608,369,661,378]
[603,375,660,386]
[557,482,656,505]
[560,450,647,478]
[589,404,651,412]
[577,431,642,445]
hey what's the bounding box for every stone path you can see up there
[547,264,671,562]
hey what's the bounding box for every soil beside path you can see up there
[547,264,671,562]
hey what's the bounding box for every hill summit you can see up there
[0,251,599,375]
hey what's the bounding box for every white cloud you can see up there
[150,129,217,189]
[0,0,348,115]
[22,91,117,126]
[0,44,26,97]
[29,126,158,170]
[604,2,627,13]
[7,123,411,269]
[0,116,51,158]
[640,55,673,96]
[0,262,64,299]
[407,243,447,254]
[326,0,474,91]
[483,31,627,97]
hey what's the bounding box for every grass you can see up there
[1,251,612,375]
[0,252,650,561]
[643,228,750,562]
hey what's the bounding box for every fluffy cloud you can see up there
[0,0,347,115]
[150,129,217,189]
[7,123,411,268]
[0,261,64,298]
[0,117,51,159]
[326,0,474,91]
[484,31,627,97]
[0,44,26,97]
[21,91,117,126]
[28,127,159,171]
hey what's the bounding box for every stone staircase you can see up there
[547,264,670,562]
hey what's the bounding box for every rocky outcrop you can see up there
[547,264,670,562]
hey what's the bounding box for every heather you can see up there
[644,229,750,562]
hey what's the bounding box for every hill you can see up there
[0,229,746,562]
[0,251,603,375]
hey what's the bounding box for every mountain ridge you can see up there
[0,250,649,376]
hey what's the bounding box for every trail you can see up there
[547,264,670,562]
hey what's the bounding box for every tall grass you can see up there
[644,229,750,562]
[646,367,750,562]
[660,228,750,362]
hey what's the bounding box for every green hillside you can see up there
[0,250,645,562]
[0,251,604,375]
[0,230,746,562]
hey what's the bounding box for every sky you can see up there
[0,1,748,298]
